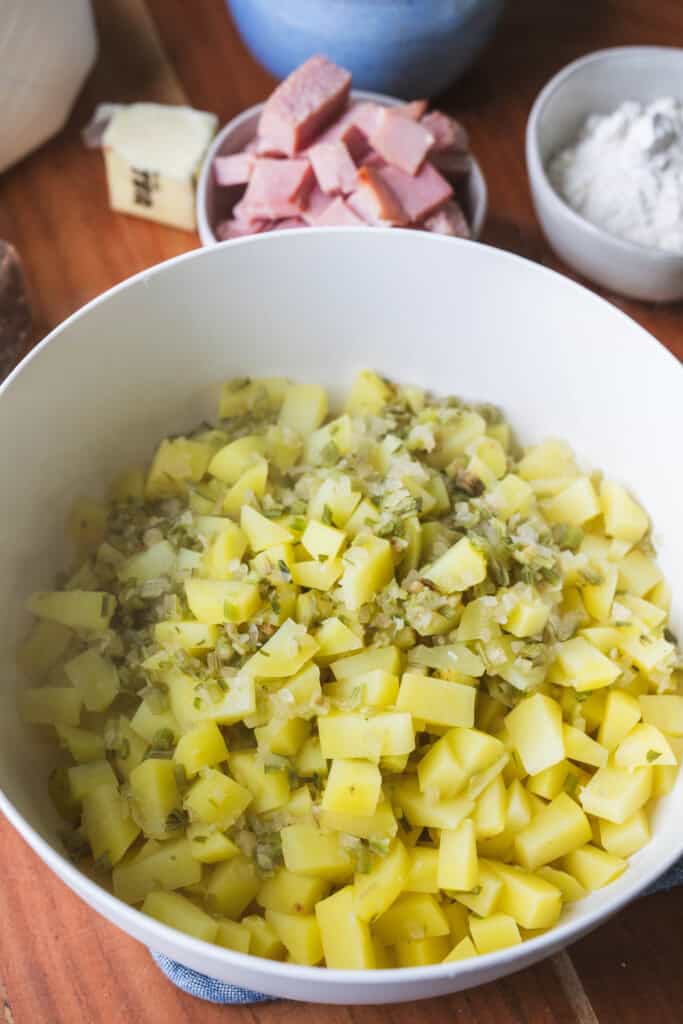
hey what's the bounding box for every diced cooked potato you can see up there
[18,619,73,679]
[346,370,392,415]
[397,672,475,729]
[82,782,140,867]
[229,751,289,814]
[258,869,330,916]
[184,768,252,828]
[489,862,562,929]
[207,856,260,918]
[143,891,218,943]
[64,649,119,712]
[339,536,394,609]
[188,826,239,864]
[514,793,591,870]
[505,695,564,775]
[215,919,251,953]
[315,885,375,969]
[129,759,180,838]
[174,721,229,776]
[265,909,323,965]
[560,845,627,891]
[119,540,176,582]
[423,538,487,594]
[281,824,354,881]
[395,778,473,830]
[639,695,683,737]
[443,936,478,962]
[27,590,115,631]
[599,811,650,858]
[69,760,117,801]
[598,689,642,751]
[600,481,649,543]
[553,637,621,691]
[406,846,439,893]
[209,435,266,484]
[374,892,449,944]
[321,758,382,816]
[438,820,478,891]
[542,477,600,526]
[353,839,409,921]
[184,578,261,625]
[243,619,318,679]
[613,723,676,769]
[241,915,285,960]
[20,686,81,727]
[469,913,521,954]
[330,646,402,680]
[563,724,608,769]
[396,936,451,967]
[580,765,652,824]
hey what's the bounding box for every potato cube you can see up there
[280,662,322,709]
[506,779,533,834]
[518,440,577,480]
[184,578,260,625]
[279,383,328,435]
[174,721,228,776]
[325,670,399,708]
[315,885,376,969]
[27,589,116,632]
[397,672,475,729]
[598,689,642,751]
[318,795,398,840]
[505,593,550,638]
[527,760,570,801]
[229,751,289,813]
[542,477,599,526]
[423,537,487,594]
[353,839,409,921]
[438,820,478,891]
[600,481,649,543]
[469,913,521,955]
[489,862,562,929]
[620,595,666,628]
[154,621,219,655]
[505,694,565,775]
[265,909,323,965]
[614,723,676,769]
[69,760,117,801]
[652,764,678,797]
[344,496,381,539]
[258,868,329,916]
[184,768,252,828]
[240,505,294,554]
[443,936,478,962]
[487,474,534,520]
[395,778,474,830]
[287,785,313,818]
[241,915,285,960]
[55,725,105,764]
[396,936,451,967]
[409,643,485,677]
[295,736,327,778]
[321,759,382,816]
[431,411,486,468]
[112,838,200,904]
[474,774,507,838]
[599,810,650,859]
[167,669,255,729]
[145,438,213,499]
[255,716,309,758]
[302,521,347,563]
[281,824,354,881]
[216,920,251,953]
[514,793,591,870]
[218,376,288,418]
[560,844,626,891]
[339,536,394,609]
[617,632,674,676]
[330,645,402,680]
[129,758,182,839]
[244,619,318,679]
[129,699,180,744]
[406,847,439,893]
[639,695,683,737]
[617,550,662,597]
[222,458,268,516]
[188,826,239,864]
[582,563,618,623]
[20,686,81,727]
[18,619,73,679]
[553,637,621,691]
[142,891,218,944]
[318,711,414,762]
[314,616,362,661]
[208,435,266,484]
[452,861,503,916]
[346,370,392,415]
[563,724,608,768]
[82,783,140,867]
[291,557,344,590]
[580,765,652,824]
[119,540,176,582]
[536,865,587,902]
[202,524,248,579]
[64,649,119,712]
[374,893,449,944]
[207,855,260,918]
[307,475,361,527]
[417,734,467,798]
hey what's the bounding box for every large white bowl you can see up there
[1,230,682,1004]
[527,47,683,303]
[196,91,488,246]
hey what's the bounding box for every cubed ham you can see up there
[314,196,367,226]
[378,162,453,222]
[272,217,307,230]
[258,55,351,155]
[313,106,368,161]
[421,111,468,153]
[255,136,286,157]
[348,165,407,226]
[216,216,270,240]
[240,158,313,219]
[362,150,386,169]
[421,199,470,238]
[398,99,428,121]
[349,102,384,141]
[308,140,358,195]
[214,152,255,186]
[300,185,333,224]
[431,150,471,180]
[370,108,434,175]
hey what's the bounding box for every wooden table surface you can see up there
[1,1,683,1021]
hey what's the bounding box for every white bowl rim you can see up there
[196,90,488,246]
[526,45,683,265]
[1,228,682,988]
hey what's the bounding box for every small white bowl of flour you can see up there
[527,47,683,302]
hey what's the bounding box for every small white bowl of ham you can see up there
[196,90,486,246]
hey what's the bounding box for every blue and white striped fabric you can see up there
[151,859,683,1004]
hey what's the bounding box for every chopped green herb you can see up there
[322,505,333,526]
[646,749,662,762]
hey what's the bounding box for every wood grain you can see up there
[1,0,683,1021]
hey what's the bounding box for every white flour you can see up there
[549,97,683,254]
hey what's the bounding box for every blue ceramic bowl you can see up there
[227,0,506,98]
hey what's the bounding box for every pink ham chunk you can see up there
[421,111,468,153]
[349,102,384,141]
[313,106,368,160]
[272,217,307,230]
[422,199,470,238]
[214,152,255,187]
[308,140,358,195]
[398,99,428,121]
[300,185,333,224]
[258,55,351,155]
[216,216,270,240]
[377,161,452,222]
[314,196,367,226]
[240,158,313,219]
[370,108,434,175]
[348,165,407,226]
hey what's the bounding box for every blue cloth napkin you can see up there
[151,859,683,1005]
